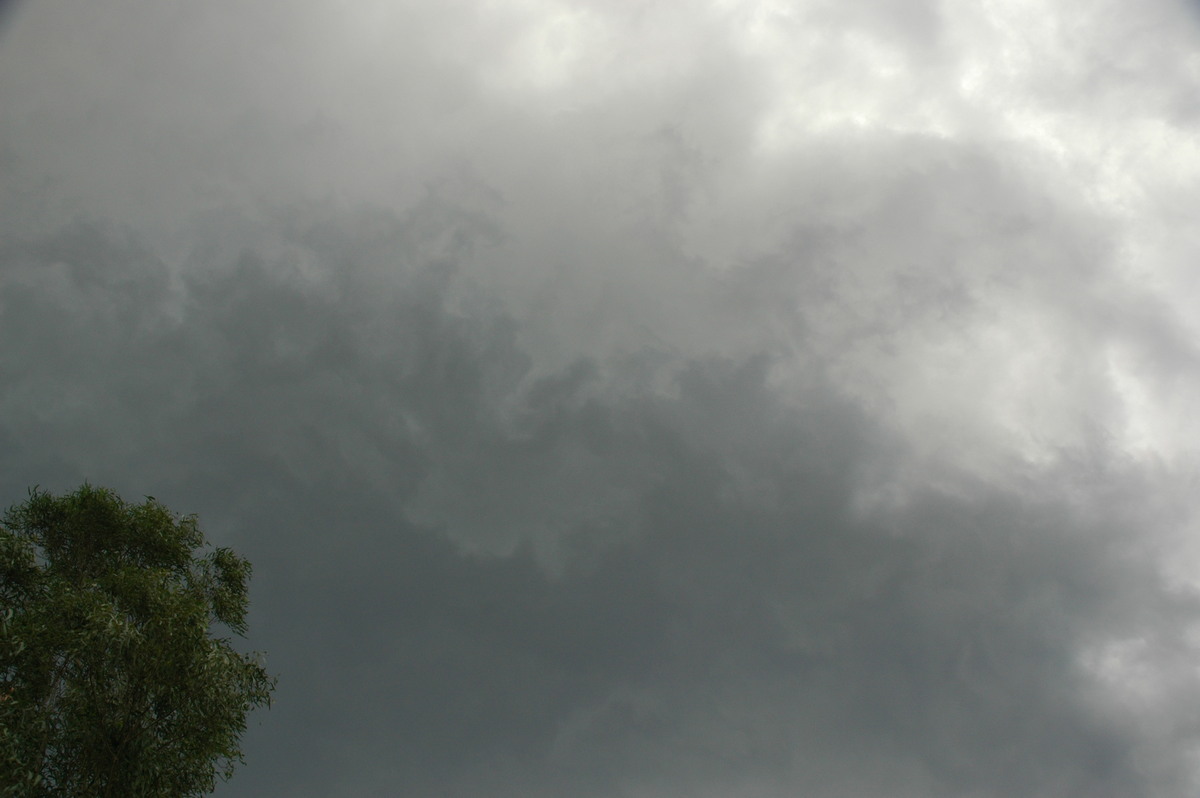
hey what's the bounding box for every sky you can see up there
[4,0,1200,795]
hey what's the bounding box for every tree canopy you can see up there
[0,484,275,797]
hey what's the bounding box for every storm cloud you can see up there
[4,1,1200,796]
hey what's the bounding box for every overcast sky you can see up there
[4,0,1200,795]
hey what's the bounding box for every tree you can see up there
[0,484,276,797]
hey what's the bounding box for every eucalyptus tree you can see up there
[0,485,275,797]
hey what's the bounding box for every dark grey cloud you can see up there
[3,208,1200,797]
[4,0,1200,796]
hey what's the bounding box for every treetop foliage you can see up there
[0,484,275,797]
